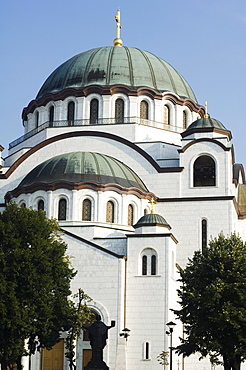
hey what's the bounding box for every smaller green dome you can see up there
[134,213,171,229]
[186,117,227,131]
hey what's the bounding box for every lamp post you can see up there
[119,327,131,341]
[166,321,176,370]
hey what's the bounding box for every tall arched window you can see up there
[115,98,124,123]
[151,255,157,275]
[35,111,39,128]
[58,198,67,220]
[142,255,147,275]
[82,199,92,221]
[144,209,148,216]
[67,101,75,125]
[183,111,187,129]
[163,105,170,125]
[106,201,114,223]
[38,199,44,211]
[128,204,134,226]
[202,219,207,253]
[144,342,150,360]
[49,106,54,127]
[194,156,216,187]
[90,99,99,124]
[140,100,149,119]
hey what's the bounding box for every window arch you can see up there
[163,105,170,125]
[143,342,150,360]
[67,101,75,125]
[194,155,216,187]
[202,219,207,252]
[106,201,115,223]
[128,204,134,226]
[144,208,148,216]
[140,100,149,119]
[183,111,187,129]
[141,249,157,276]
[115,98,124,122]
[90,99,99,124]
[38,199,44,211]
[35,111,39,128]
[142,255,147,275]
[82,199,92,221]
[151,255,156,275]
[58,198,67,220]
[49,106,54,126]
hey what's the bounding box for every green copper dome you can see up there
[19,152,148,191]
[134,213,171,229]
[36,46,197,101]
[186,117,227,131]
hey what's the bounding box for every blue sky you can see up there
[1,0,246,168]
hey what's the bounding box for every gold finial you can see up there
[204,101,209,118]
[149,198,157,214]
[114,9,123,46]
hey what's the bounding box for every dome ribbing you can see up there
[36,46,197,101]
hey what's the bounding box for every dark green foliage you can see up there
[65,289,92,370]
[174,233,246,370]
[0,203,76,369]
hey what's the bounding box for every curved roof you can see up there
[186,117,227,131]
[19,152,148,191]
[134,213,171,229]
[36,46,197,101]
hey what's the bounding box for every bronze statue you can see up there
[84,314,115,369]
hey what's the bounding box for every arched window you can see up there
[106,201,114,223]
[141,249,157,276]
[58,198,67,220]
[20,202,26,208]
[115,98,124,122]
[194,156,216,187]
[202,219,207,253]
[38,199,44,211]
[82,199,92,221]
[140,100,149,119]
[144,342,150,360]
[144,208,148,216]
[183,111,187,129]
[163,105,170,125]
[142,255,147,275]
[49,106,54,127]
[128,204,134,226]
[151,255,157,275]
[90,99,99,124]
[35,111,39,128]
[67,101,75,125]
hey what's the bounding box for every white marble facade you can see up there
[1,43,246,370]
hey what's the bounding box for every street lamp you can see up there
[119,327,131,341]
[166,321,176,370]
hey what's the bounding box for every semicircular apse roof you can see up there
[36,46,197,102]
[19,152,148,192]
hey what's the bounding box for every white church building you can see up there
[1,11,246,370]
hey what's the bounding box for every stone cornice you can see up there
[0,131,184,180]
[5,181,155,202]
[22,85,205,120]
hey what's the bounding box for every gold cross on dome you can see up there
[204,100,209,118]
[149,197,156,214]
[114,9,123,46]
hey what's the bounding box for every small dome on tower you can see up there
[134,213,171,229]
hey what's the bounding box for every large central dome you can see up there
[36,46,197,101]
